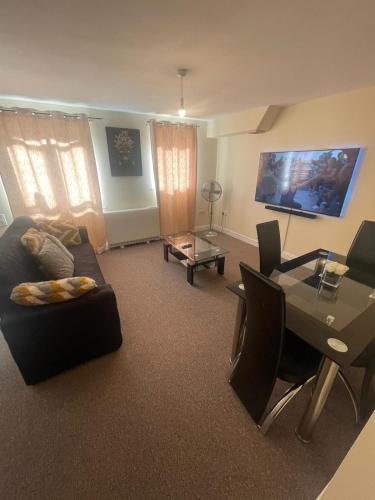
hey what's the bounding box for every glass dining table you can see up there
[227,249,375,443]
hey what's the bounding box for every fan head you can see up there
[201,181,222,202]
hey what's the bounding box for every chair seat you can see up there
[278,329,322,384]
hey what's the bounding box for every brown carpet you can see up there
[0,233,363,499]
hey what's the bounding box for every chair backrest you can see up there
[229,262,285,424]
[256,220,281,277]
[346,220,375,277]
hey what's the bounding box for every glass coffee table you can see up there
[163,232,228,285]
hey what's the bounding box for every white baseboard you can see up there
[213,224,258,247]
[212,224,296,260]
[194,224,209,232]
[108,236,160,249]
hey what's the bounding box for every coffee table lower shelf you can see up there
[163,243,225,285]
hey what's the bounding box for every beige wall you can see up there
[0,98,217,232]
[214,86,375,256]
[319,412,375,499]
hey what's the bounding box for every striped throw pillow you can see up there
[11,277,96,306]
[37,220,82,247]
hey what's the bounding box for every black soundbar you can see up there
[265,205,317,219]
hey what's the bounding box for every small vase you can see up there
[321,270,344,289]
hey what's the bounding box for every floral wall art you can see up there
[105,127,143,176]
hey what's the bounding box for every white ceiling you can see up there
[1,0,375,118]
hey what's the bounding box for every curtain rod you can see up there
[146,119,199,127]
[0,107,102,120]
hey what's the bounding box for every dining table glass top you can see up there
[270,250,375,334]
[271,249,375,365]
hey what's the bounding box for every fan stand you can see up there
[204,201,218,238]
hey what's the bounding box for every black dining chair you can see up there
[351,344,375,420]
[345,220,375,419]
[229,262,322,433]
[346,220,375,276]
[256,220,281,277]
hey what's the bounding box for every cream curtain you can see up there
[150,121,197,236]
[0,108,106,253]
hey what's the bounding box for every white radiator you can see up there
[104,207,160,247]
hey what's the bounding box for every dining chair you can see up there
[346,220,375,276]
[256,220,281,277]
[229,262,322,433]
[350,342,375,420]
[346,220,375,419]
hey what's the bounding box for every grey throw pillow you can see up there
[44,233,74,262]
[36,236,74,279]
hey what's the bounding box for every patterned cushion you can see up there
[37,220,82,247]
[11,277,96,306]
[20,228,45,256]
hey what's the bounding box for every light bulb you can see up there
[178,108,186,117]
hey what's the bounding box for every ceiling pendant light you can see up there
[177,68,188,117]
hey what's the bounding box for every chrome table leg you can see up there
[296,357,339,443]
[230,297,246,365]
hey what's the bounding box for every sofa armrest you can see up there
[1,284,123,384]
[2,284,117,332]
[78,226,89,243]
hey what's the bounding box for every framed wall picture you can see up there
[106,127,143,176]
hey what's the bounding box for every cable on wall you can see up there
[282,209,293,252]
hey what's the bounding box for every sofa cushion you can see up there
[35,237,74,279]
[70,243,106,285]
[11,277,96,306]
[37,220,82,246]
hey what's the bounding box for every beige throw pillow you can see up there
[20,228,45,256]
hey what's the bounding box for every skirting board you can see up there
[108,236,160,249]
[194,225,209,232]
[211,224,296,261]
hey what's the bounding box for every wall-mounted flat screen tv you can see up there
[254,148,361,217]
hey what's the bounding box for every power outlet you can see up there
[0,214,7,226]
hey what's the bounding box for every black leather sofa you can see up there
[0,216,122,384]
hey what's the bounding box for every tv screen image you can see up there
[255,148,361,217]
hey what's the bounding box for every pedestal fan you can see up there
[201,180,222,237]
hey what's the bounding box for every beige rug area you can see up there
[0,233,363,499]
